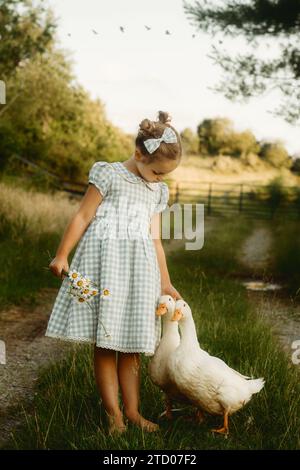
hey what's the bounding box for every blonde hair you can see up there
[135,110,182,162]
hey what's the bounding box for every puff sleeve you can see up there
[88,161,112,198]
[154,182,169,213]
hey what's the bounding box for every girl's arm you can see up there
[150,212,182,300]
[49,185,103,278]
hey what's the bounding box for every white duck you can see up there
[148,295,194,420]
[167,299,265,435]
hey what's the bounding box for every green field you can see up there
[1,197,299,449]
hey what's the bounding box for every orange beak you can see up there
[171,309,183,322]
[156,303,168,316]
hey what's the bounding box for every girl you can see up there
[46,110,182,435]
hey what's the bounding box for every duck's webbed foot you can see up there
[212,426,228,435]
[211,410,229,436]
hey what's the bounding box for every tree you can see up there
[0,0,56,80]
[183,0,300,124]
[180,127,199,155]
[259,141,291,168]
[197,117,233,155]
[228,130,260,158]
[0,1,133,179]
[291,156,300,173]
[1,49,133,177]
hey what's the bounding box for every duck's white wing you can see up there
[204,352,251,379]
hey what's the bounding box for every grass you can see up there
[269,219,300,297]
[3,214,300,449]
[0,182,79,307]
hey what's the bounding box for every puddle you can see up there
[242,280,283,291]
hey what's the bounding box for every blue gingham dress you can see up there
[45,161,169,356]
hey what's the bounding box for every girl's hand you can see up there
[49,256,69,280]
[161,283,182,301]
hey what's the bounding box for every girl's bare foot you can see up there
[106,412,127,436]
[125,410,159,432]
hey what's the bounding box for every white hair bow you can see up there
[143,127,177,154]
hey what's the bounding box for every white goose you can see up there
[167,299,265,435]
[148,295,193,419]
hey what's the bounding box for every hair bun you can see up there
[158,110,172,124]
[139,118,156,136]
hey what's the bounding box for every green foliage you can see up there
[180,127,199,155]
[197,117,259,158]
[195,117,292,169]
[291,157,300,173]
[183,0,300,124]
[197,118,233,155]
[271,218,300,296]
[259,142,291,168]
[0,0,56,79]
[228,130,260,158]
[2,49,134,179]
[0,1,134,183]
[265,176,287,218]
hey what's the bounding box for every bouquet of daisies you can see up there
[64,269,111,301]
[62,268,111,338]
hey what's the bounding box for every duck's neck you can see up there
[179,316,199,348]
[162,319,179,338]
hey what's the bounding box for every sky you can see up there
[50,0,300,156]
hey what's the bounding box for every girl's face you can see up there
[135,149,180,183]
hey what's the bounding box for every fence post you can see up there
[175,182,179,203]
[239,184,243,213]
[207,183,212,215]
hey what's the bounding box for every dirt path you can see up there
[237,223,273,275]
[0,288,73,447]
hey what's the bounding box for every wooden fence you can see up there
[167,180,300,220]
[7,155,300,220]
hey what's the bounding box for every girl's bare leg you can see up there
[118,352,159,432]
[94,345,126,434]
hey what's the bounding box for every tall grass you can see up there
[0,182,78,307]
[270,218,300,297]
[4,214,299,449]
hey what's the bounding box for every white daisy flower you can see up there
[73,277,86,290]
[81,286,92,296]
[68,269,80,282]
[100,288,111,299]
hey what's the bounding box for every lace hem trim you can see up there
[45,332,155,354]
